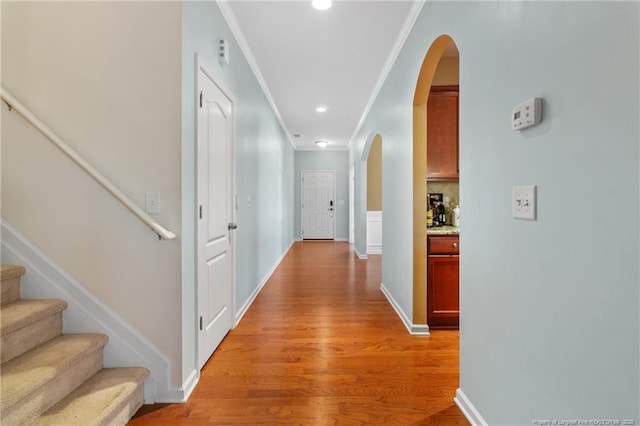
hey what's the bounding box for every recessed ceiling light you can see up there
[315,106,327,113]
[312,0,332,11]
[315,140,328,148]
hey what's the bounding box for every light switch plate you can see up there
[513,185,536,220]
[145,191,160,214]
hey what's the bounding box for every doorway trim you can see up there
[412,35,456,325]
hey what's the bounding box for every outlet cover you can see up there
[513,185,536,220]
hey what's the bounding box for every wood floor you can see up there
[130,241,468,425]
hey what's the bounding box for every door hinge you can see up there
[199,91,203,108]
[199,205,203,219]
[199,316,203,331]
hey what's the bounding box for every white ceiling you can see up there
[218,1,423,151]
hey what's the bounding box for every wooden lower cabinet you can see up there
[427,235,459,329]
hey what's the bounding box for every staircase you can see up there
[0,264,149,426]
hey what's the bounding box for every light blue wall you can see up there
[352,1,639,423]
[182,2,295,385]
[294,151,349,240]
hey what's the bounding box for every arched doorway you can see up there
[412,35,459,326]
[363,134,382,255]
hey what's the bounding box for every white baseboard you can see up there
[380,283,429,335]
[334,238,349,242]
[353,246,368,259]
[167,368,199,403]
[0,219,183,403]
[454,388,488,426]
[366,245,382,255]
[234,240,294,326]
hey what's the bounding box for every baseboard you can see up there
[234,240,294,325]
[0,219,184,403]
[380,283,430,335]
[454,388,488,426]
[334,238,349,242]
[353,246,368,259]
[159,368,199,403]
[366,245,382,255]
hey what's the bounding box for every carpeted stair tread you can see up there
[1,299,68,335]
[33,367,149,426]
[1,265,25,306]
[0,333,109,412]
[0,265,26,281]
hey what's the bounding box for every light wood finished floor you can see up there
[130,241,468,425]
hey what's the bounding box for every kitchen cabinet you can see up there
[427,235,459,329]
[427,85,459,181]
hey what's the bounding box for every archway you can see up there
[412,35,459,325]
[362,133,383,255]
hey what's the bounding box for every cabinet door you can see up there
[427,86,459,180]
[427,255,459,329]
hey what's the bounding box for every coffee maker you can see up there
[427,193,444,227]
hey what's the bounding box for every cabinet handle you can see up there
[452,242,458,248]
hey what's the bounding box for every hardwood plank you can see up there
[130,241,468,425]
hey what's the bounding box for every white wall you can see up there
[182,1,295,387]
[1,1,183,385]
[352,1,639,423]
[294,150,349,240]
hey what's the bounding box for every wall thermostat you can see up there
[512,97,542,131]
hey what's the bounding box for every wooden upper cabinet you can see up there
[427,85,459,181]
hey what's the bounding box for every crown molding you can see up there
[216,2,297,150]
[346,1,425,151]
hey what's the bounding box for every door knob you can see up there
[228,223,238,230]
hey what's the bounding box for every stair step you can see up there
[1,265,26,306]
[33,367,149,426]
[1,299,68,363]
[0,333,109,426]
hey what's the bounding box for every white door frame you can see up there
[195,55,236,368]
[301,169,336,240]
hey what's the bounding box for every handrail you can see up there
[1,88,176,240]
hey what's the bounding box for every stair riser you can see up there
[2,347,104,426]
[1,313,63,363]
[1,277,21,306]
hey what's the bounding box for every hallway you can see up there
[131,242,467,424]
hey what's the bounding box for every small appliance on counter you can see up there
[453,205,460,228]
[427,193,445,227]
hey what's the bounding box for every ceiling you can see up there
[218,1,424,151]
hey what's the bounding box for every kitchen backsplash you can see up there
[427,181,459,224]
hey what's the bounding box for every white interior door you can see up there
[196,62,234,369]
[301,170,335,239]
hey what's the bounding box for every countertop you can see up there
[427,226,459,235]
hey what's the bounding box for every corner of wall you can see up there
[454,388,488,426]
